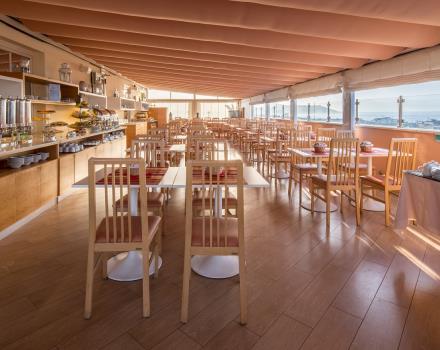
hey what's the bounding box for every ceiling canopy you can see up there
[1,0,440,98]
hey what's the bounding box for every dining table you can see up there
[288,147,389,212]
[73,164,269,281]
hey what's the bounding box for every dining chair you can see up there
[358,138,417,226]
[310,138,361,232]
[268,128,293,182]
[181,159,247,324]
[195,138,229,161]
[288,130,316,205]
[336,129,355,138]
[115,140,166,237]
[317,127,337,142]
[193,139,236,216]
[132,139,167,167]
[85,158,161,319]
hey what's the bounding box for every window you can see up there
[195,94,218,100]
[170,91,194,100]
[148,89,170,99]
[355,81,440,130]
[153,102,190,118]
[199,102,238,118]
[296,93,342,123]
[252,103,265,118]
[268,100,290,119]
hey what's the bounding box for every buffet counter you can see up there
[0,127,127,237]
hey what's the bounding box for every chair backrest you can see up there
[317,128,337,142]
[195,139,229,161]
[297,123,312,132]
[147,128,168,143]
[131,139,166,167]
[385,138,417,187]
[185,159,244,249]
[292,130,313,149]
[88,157,149,244]
[336,129,354,138]
[326,138,360,187]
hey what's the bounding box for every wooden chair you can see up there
[193,139,236,216]
[336,129,354,138]
[85,158,161,319]
[268,128,293,182]
[317,127,337,142]
[358,138,417,226]
[288,130,317,205]
[195,138,229,161]
[132,139,167,167]
[181,160,247,324]
[310,138,361,232]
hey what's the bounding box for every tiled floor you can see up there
[0,169,439,349]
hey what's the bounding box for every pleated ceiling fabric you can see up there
[289,73,343,98]
[264,87,289,102]
[250,94,265,105]
[345,46,440,90]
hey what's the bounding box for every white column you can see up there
[342,89,355,130]
[290,99,297,123]
[265,102,270,120]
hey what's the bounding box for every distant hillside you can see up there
[297,104,340,115]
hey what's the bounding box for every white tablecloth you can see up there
[395,173,440,235]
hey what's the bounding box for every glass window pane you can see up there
[252,103,265,118]
[401,81,440,130]
[148,89,170,99]
[196,94,218,100]
[296,93,342,123]
[170,91,194,99]
[268,100,290,119]
[356,87,399,127]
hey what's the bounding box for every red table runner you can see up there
[97,167,168,185]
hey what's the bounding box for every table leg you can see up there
[351,156,385,212]
[106,187,163,281]
[301,158,338,212]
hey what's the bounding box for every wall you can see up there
[355,126,440,173]
[0,20,142,120]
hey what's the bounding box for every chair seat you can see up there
[191,217,239,247]
[95,215,161,243]
[115,192,165,211]
[269,154,290,161]
[311,174,355,186]
[343,163,368,170]
[360,174,394,186]
[293,163,318,171]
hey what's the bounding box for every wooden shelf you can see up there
[31,99,76,106]
[79,91,107,98]
[0,74,24,98]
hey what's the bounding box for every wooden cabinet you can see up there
[0,174,16,231]
[74,147,96,183]
[125,122,147,148]
[149,107,168,127]
[59,154,75,196]
[40,160,58,204]
[15,166,41,219]
[0,159,59,231]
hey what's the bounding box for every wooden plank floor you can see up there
[0,164,439,349]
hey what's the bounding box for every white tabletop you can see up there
[72,166,269,189]
[73,166,180,189]
[288,147,389,158]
